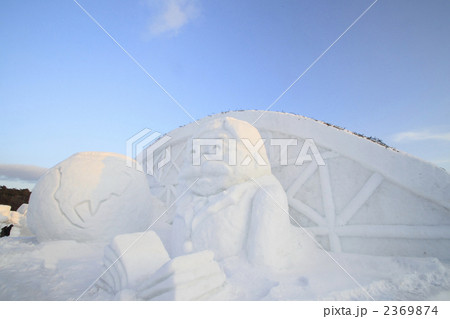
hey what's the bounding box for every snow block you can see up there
[136,250,227,300]
[97,231,170,295]
[0,205,11,221]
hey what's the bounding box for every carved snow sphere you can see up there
[27,152,158,242]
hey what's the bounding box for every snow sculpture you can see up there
[0,204,30,237]
[28,152,165,242]
[98,231,227,300]
[134,250,227,301]
[0,215,8,224]
[171,117,302,269]
[9,206,32,237]
[0,205,11,223]
[147,110,450,260]
[98,231,170,296]
[97,117,304,300]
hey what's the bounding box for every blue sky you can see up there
[1,0,449,190]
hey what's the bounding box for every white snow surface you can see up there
[27,152,165,243]
[0,236,449,300]
[1,112,450,300]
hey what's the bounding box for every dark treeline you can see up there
[0,186,31,211]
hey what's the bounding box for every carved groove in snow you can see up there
[52,167,132,229]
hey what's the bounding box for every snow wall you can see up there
[146,111,450,259]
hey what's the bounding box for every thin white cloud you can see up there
[392,130,450,143]
[147,0,200,36]
[0,164,47,182]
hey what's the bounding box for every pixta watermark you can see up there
[192,138,325,167]
[126,128,172,175]
[126,129,325,175]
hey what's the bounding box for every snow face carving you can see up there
[28,152,164,242]
[171,117,301,269]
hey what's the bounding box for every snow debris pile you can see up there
[27,152,165,243]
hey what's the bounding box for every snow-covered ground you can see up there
[1,236,449,300]
[1,112,449,301]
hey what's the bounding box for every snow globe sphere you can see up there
[28,152,160,242]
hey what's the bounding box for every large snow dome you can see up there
[28,152,163,242]
[146,111,450,259]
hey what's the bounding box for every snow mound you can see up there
[146,111,450,259]
[27,152,165,242]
